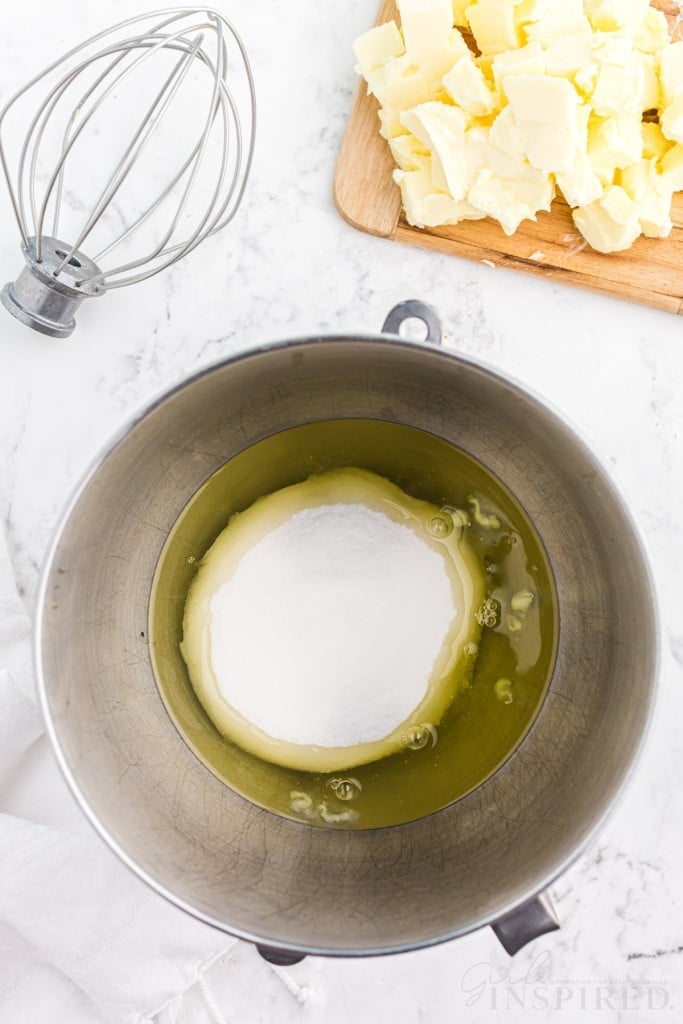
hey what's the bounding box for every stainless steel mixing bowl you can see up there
[37,301,658,962]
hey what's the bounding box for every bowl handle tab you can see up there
[491,892,560,956]
[382,300,443,346]
[256,944,307,966]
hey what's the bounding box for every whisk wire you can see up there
[0,7,255,294]
[51,32,206,277]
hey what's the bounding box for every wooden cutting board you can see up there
[334,0,683,314]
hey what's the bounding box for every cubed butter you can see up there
[389,132,430,170]
[641,122,670,161]
[620,158,673,237]
[438,131,492,198]
[634,9,670,55]
[587,113,643,184]
[353,22,406,74]
[637,52,661,111]
[584,0,650,33]
[468,166,554,234]
[572,185,642,251]
[466,2,523,56]
[401,102,477,198]
[556,106,603,206]
[379,108,409,141]
[443,54,497,115]
[354,0,683,254]
[659,41,683,106]
[489,106,527,160]
[542,34,593,81]
[491,42,545,93]
[591,60,644,116]
[394,165,486,226]
[398,0,455,60]
[504,75,579,172]
[503,73,578,123]
[400,100,469,148]
[426,28,472,77]
[661,143,683,189]
[523,4,592,45]
[367,56,443,110]
[661,95,683,145]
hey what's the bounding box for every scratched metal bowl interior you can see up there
[39,328,657,956]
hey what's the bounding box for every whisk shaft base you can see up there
[1,237,103,339]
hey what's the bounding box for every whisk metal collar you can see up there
[1,236,103,338]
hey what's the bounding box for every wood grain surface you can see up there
[334,0,683,313]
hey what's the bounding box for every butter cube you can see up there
[542,34,593,80]
[353,22,406,74]
[443,54,497,115]
[591,60,644,116]
[401,102,475,199]
[572,185,642,252]
[660,143,683,189]
[400,101,469,148]
[489,106,527,160]
[393,165,486,226]
[398,0,456,60]
[440,138,491,199]
[504,75,579,172]
[367,56,444,110]
[641,122,670,161]
[584,0,650,33]
[468,167,554,234]
[659,42,683,106]
[504,73,577,122]
[587,113,643,184]
[417,193,488,223]
[637,52,661,111]
[620,158,673,237]
[592,30,637,67]
[557,152,603,206]
[523,1,592,45]
[389,132,430,170]
[427,28,472,77]
[634,9,670,55]
[379,108,409,140]
[661,95,683,144]
[556,107,603,206]
[491,42,545,93]
[466,3,523,56]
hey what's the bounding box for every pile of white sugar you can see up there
[209,503,457,748]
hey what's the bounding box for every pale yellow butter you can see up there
[584,0,650,33]
[394,164,486,225]
[504,74,579,172]
[556,106,603,205]
[572,185,642,251]
[621,158,673,237]
[466,2,523,56]
[661,143,683,189]
[353,22,405,74]
[398,0,456,60]
[354,0,683,253]
[659,41,683,105]
[661,95,683,144]
[443,53,497,114]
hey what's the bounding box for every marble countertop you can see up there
[1,1,682,1021]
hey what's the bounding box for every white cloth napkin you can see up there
[0,526,234,1024]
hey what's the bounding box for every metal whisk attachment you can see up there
[0,7,256,338]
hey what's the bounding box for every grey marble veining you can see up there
[0,1,682,1021]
